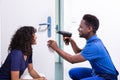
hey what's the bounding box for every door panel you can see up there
[0,0,55,79]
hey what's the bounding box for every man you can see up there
[48,14,119,80]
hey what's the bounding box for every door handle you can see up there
[39,16,51,37]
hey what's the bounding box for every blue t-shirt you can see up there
[81,35,118,76]
[0,49,32,79]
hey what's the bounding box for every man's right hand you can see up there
[63,36,71,45]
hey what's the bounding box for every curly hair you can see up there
[83,14,99,33]
[8,26,37,55]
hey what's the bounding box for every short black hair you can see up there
[83,14,99,33]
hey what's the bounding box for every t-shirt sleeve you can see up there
[28,54,32,63]
[10,51,22,71]
[81,43,100,61]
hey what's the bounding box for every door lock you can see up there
[39,16,51,37]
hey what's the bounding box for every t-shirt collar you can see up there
[87,35,98,43]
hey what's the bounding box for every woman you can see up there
[0,26,46,80]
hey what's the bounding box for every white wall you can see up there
[0,16,1,67]
[0,2,1,66]
[0,0,55,79]
[64,0,120,80]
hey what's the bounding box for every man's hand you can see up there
[63,36,72,45]
[47,40,58,51]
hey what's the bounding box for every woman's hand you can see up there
[21,76,47,80]
[37,77,47,80]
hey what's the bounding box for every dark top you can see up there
[0,49,32,79]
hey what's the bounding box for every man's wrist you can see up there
[69,38,73,42]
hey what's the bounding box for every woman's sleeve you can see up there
[11,51,22,71]
[28,54,32,63]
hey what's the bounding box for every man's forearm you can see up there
[55,48,75,63]
[70,39,82,53]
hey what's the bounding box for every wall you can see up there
[0,0,55,79]
[0,16,1,67]
[64,0,120,80]
[0,2,1,66]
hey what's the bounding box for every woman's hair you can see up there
[8,26,37,55]
[83,14,99,33]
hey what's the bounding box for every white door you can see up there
[64,0,120,80]
[0,0,55,79]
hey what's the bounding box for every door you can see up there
[64,0,120,80]
[0,0,55,79]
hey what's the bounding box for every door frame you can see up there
[55,0,64,80]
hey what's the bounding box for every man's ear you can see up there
[88,26,93,32]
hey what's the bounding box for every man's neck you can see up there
[85,33,96,40]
